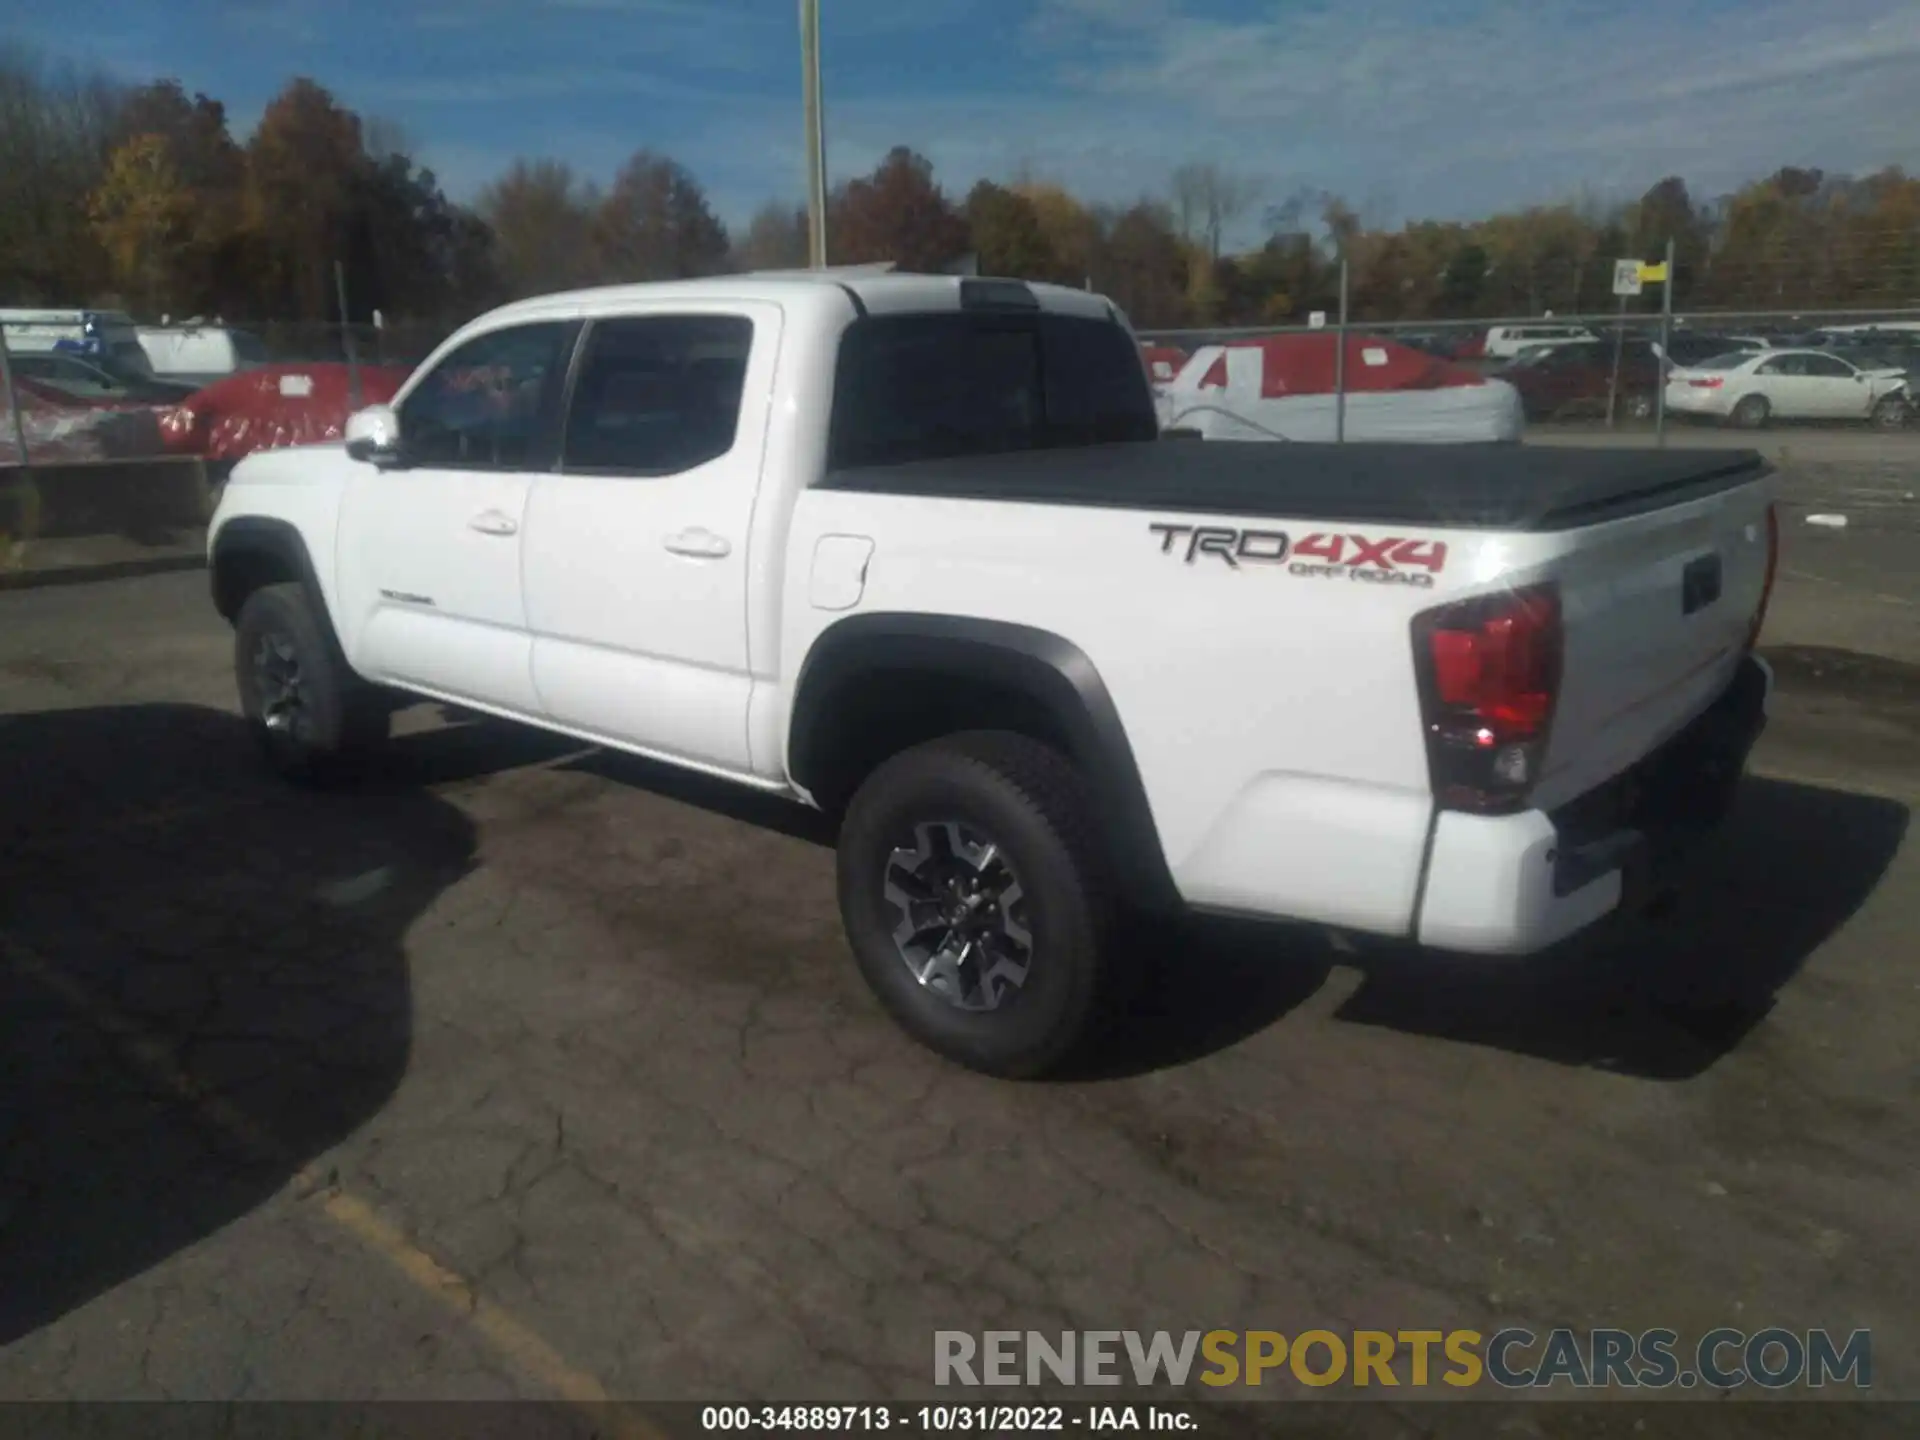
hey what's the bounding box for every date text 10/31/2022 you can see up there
[700,1405,1195,1432]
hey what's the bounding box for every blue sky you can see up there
[17,0,1920,245]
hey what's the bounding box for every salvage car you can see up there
[207,273,1778,1076]
[1666,348,1910,429]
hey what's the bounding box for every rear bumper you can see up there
[1415,655,1771,953]
[1664,384,1729,418]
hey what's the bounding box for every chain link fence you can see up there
[233,320,455,372]
[1139,293,1920,442]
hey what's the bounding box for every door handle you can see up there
[664,528,731,559]
[468,510,518,536]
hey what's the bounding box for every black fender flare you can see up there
[209,517,354,674]
[789,613,1181,913]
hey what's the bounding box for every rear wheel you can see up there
[1624,392,1655,422]
[1870,394,1910,430]
[1729,394,1770,430]
[234,583,388,784]
[836,732,1112,1078]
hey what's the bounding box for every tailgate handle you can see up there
[1682,553,1723,615]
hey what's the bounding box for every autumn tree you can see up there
[732,201,808,271]
[349,154,496,321]
[245,78,366,320]
[109,80,246,313]
[830,147,969,271]
[1016,181,1100,286]
[479,159,604,296]
[1094,202,1189,328]
[88,133,195,311]
[1629,176,1706,303]
[0,44,124,304]
[963,181,1055,279]
[594,150,730,281]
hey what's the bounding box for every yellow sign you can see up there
[1639,262,1669,283]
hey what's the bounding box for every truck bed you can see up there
[818,440,1769,532]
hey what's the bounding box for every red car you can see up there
[1502,339,1664,421]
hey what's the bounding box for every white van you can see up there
[1482,323,1597,360]
[137,325,272,387]
[0,308,156,383]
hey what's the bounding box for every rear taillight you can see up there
[1412,584,1563,814]
[1747,502,1779,650]
[1689,377,1723,389]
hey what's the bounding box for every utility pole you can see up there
[1334,259,1350,444]
[1655,236,1675,447]
[335,260,361,411]
[800,0,828,268]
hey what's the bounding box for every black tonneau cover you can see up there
[817,441,1769,532]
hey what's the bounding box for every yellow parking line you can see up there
[2,934,668,1440]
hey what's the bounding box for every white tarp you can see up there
[1158,343,1524,444]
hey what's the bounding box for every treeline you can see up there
[4,47,1917,332]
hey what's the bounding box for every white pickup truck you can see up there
[208,272,1777,1076]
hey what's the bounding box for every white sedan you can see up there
[1666,349,1910,429]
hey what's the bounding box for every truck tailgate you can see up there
[1535,476,1775,808]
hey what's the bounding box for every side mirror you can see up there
[344,404,403,467]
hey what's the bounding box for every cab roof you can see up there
[484,271,1121,327]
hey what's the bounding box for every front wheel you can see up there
[234,582,388,784]
[836,732,1113,1078]
[1870,394,1910,430]
[1624,392,1655,422]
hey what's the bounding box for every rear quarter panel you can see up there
[775,491,1515,934]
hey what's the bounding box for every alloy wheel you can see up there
[881,820,1033,1013]
[251,632,309,740]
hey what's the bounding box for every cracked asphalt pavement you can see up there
[1,457,1916,1414]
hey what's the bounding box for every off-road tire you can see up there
[234,582,388,784]
[837,731,1113,1078]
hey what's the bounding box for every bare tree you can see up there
[1170,162,1257,261]
[0,43,127,303]
[732,201,808,271]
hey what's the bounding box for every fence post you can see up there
[0,326,39,564]
[1606,289,1627,428]
[1334,258,1350,444]
[1655,237,1675,447]
[335,260,362,411]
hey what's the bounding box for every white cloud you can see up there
[795,0,1889,245]
[381,0,1920,249]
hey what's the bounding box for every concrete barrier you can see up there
[1,457,211,588]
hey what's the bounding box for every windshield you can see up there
[231,331,271,365]
[99,341,155,384]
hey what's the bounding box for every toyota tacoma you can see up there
[207,273,1776,1076]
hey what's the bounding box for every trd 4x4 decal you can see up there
[1287,533,1449,589]
[1149,523,1446,588]
[1148,523,1291,567]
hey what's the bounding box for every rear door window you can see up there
[827,312,1157,469]
[1801,354,1855,379]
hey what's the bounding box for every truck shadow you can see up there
[0,704,478,1347]
[401,712,1906,1085]
[1329,776,1909,1080]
